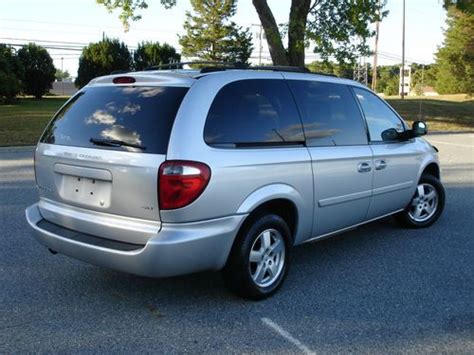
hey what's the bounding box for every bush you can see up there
[0,45,23,104]
[133,41,180,70]
[18,43,56,99]
[75,38,132,88]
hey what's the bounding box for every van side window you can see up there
[204,79,304,147]
[353,87,405,142]
[287,80,368,146]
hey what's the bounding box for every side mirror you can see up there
[381,128,400,142]
[412,121,428,137]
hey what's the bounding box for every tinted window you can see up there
[204,79,304,146]
[353,88,405,142]
[41,86,188,154]
[288,80,368,146]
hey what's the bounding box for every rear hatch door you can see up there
[35,82,189,233]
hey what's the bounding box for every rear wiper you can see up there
[90,138,146,150]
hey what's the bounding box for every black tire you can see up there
[223,213,292,300]
[395,173,445,228]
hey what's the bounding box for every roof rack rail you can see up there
[250,65,310,73]
[144,61,338,77]
[247,66,337,77]
[199,65,337,77]
[144,61,238,71]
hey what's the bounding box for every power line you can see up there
[2,43,83,51]
[0,37,90,46]
[0,37,140,53]
[0,18,179,34]
[378,51,430,64]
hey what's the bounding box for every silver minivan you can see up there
[26,66,445,299]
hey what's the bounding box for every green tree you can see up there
[0,45,23,103]
[443,0,474,13]
[376,65,399,96]
[133,41,181,70]
[96,0,386,67]
[409,64,437,96]
[434,7,474,95]
[17,43,56,99]
[55,69,71,81]
[307,61,353,79]
[75,38,132,88]
[179,0,253,64]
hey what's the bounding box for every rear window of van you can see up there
[40,86,188,154]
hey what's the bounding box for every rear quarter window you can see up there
[204,79,304,147]
[41,86,188,154]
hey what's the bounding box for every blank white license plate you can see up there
[58,174,112,208]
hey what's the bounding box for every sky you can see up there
[0,0,447,77]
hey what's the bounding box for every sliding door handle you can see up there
[375,159,387,170]
[357,162,372,173]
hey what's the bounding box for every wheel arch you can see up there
[236,184,309,245]
[421,162,440,180]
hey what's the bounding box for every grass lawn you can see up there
[386,95,474,132]
[0,95,472,147]
[0,97,68,146]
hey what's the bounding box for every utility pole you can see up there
[401,0,406,99]
[252,24,264,65]
[363,61,368,86]
[418,65,425,120]
[371,0,381,91]
[61,57,64,96]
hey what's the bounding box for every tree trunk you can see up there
[288,0,311,67]
[252,0,289,66]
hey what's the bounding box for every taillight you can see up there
[158,161,211,210]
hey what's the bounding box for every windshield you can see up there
[40,86,188,154]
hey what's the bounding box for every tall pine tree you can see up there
[435,6,474,95]
[178,0,253,64]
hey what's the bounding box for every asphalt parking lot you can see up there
[1,133,473,353]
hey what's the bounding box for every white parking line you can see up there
[261,317,315,355]
[428,140,474,148]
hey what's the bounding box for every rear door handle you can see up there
[375,159,387,170]
[357,162,372,173]
[54,163,112,181]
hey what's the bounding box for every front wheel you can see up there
[223,214,291,300]
[395,174,445,228]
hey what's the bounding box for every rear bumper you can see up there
[25,203,247,278]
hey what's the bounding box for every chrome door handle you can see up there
[375,159,387,170]
[357,162,372,173]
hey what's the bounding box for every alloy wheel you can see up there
[408,183,439,223]
[249,228,286,288]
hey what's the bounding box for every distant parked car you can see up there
[26,65,445,299]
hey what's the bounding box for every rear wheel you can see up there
[223,214,291,300]
[396,174,445,228]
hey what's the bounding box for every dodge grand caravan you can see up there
[26,65,445,299]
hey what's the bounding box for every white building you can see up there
[399,65,411,96]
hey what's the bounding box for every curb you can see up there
[0,145,35,153]
[427,131,473,135]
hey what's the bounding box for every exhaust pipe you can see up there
[48,248,58,255]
